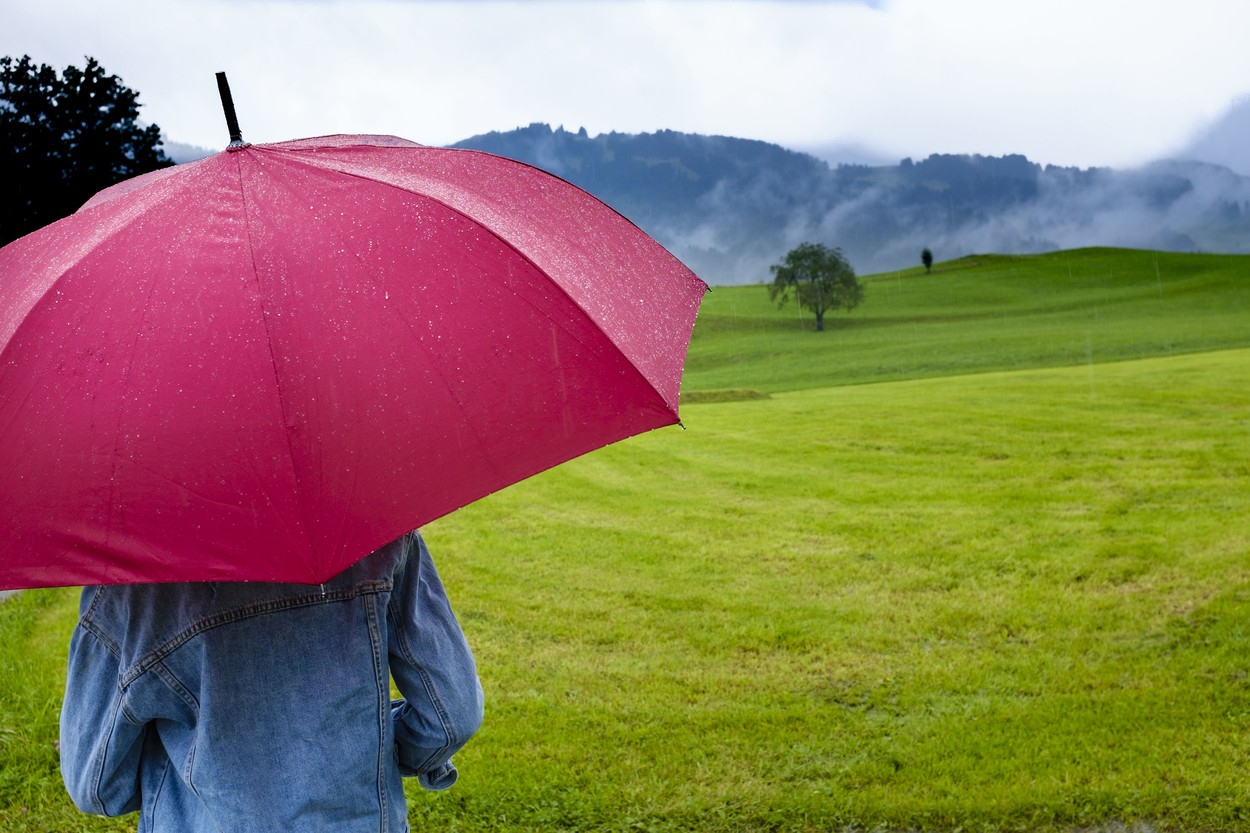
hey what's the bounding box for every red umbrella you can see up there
[0,81,707,590]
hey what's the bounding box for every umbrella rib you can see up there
[230,151,320,563]
[260,149,676,411]
[0,171,214,559]
[101,263,165,559]
[0,173,191,364]
[124,458,265,513]
[0,261,158,585]
[249,149,648,491]
[382,291,512,486]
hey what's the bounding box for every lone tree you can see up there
[768,242,863,332]
[921,247,933,273]
[1,55,172,246]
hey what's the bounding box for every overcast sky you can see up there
[4,0,1247,169]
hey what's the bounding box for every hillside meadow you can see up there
[685,247,1250,393]
[1,248,1248,831]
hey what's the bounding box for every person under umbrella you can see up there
[2,76,703,831]
[59,530,482,831]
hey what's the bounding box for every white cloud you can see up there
[2,0,1247,167]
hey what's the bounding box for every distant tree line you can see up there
[1,55,172,246]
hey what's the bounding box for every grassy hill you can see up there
[2,249,1247,832]
[685,247,1250,394]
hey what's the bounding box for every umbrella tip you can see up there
[215,72,248,150]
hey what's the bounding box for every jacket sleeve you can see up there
[59,596,146,817]
[387,531,484,790]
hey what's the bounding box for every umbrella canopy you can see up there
[0,134,707,589]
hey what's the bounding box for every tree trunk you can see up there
[815,310,825,331]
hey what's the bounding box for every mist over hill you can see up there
[453,124,1250,284]
[1176,96,1250,177]
[162,137,214,163]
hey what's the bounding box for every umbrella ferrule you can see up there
[215,71,247,150]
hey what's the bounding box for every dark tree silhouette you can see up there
[768,242,863,332]
[1,55,172,245]
[921,247,934,273]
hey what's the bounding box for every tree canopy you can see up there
[768,242,863,331]
[1,55,172,246]
[922,247,934,273]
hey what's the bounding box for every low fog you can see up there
[790,160,1249,279]
[645,159,1248,284]
[665,97,1250,283]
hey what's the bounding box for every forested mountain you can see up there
[453,123,1250,283]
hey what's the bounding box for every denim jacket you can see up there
[59,531,484,832]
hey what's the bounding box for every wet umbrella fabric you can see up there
[0,135,707,590]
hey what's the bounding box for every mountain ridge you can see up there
[452,123,1250,284]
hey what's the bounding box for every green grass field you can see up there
[686,248,1250,393]
[2,248,1248,831]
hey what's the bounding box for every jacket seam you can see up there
[79,602,121,658]
[151,659,200,714]
[87,689,128,815]
[145,749,171,825]
[386,536,459,772]
[364,596,389,831]
[117,582,391,687]
[388,611,458,757]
